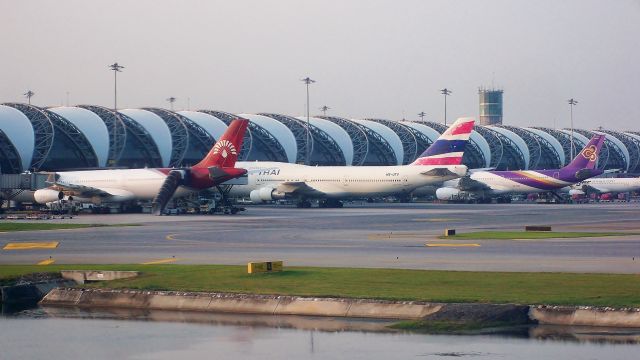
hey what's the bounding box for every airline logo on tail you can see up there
[193,118,249,169]
[411,117,475,166]
[213,140,238,159]
[581,145,597,162]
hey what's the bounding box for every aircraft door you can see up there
[342,175,349,187]
[402,175,409,187]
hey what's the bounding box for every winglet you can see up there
[193,119,249,169]
[411,117,475,166]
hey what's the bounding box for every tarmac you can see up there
[1,202,640,273]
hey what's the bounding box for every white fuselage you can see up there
[442,171,572,195]
[574,177,640,193]
[54,168,194,203]
[228,161,467,199]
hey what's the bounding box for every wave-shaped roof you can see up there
[487,125,530,169]
[119,109,172,167]
[49,107,110,167]
[239,114,297,163]
[351,119,403,165]
[0,105,34,170]
[178,111,228,140]
[298,117,354,166]
[524,127,566,166]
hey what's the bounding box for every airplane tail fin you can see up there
[563,134,606,171]
[411,117,475,166]
[193,118,249,169]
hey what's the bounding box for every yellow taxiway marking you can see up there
[141,258,181,265]
[425,243,481,247]
[413,218,463,222]
[166,234,177,240]
[37,258,56,265]
[368,232,428,240]
[3,241,59,250]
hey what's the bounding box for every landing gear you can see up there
[296,199,312,208]
[215,185,244,214]
[319,199,343,208]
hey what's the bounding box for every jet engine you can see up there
[249,187,287,203]
[435,187,469,201]
[568,189,585,196]
[33,189,64,204]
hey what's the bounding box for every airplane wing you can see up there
[457,176,491,191]
[276,182,325,197]
[51,182,134,200]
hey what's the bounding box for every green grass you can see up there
[438,231,631,240]
[0,223,139,232]
[1,265,639,308]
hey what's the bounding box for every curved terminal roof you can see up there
[119,109,172,166]
[400,121,440,144]
[239,114,297,163]
[351,119,403,165]
[469,130,492,168]
[524,127,566,166]
[0,105,34,170]
[487,126,530,169]
[298,116,354,166]
[178,111,228,140]
[49,107,110,167]
[593,130,630,172]
[558,129,589,152]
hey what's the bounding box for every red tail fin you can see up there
[193,119,249,168]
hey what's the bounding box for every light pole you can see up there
[24,90,35,105]
[418,111,427,122]
[301,77,315,165]
[166,97,176,110]
[440,88,452,125]
[109,62,125,110]
[568,98,578,159]
[319,105,330,116]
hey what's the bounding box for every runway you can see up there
[1,202,640,273]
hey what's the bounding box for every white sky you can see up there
[1,0,639,130]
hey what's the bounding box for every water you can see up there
[1,307,638,360]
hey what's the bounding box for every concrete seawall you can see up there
[41,288,640,328]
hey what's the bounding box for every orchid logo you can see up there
[581,145,597,161]
[213,140,237,159]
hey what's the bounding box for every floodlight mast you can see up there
[109,62,125,110]
[24,90,35,105]
[418,111,426,122]
[440,88,452,125]
[568,98,578,159]
[320,105,330,116]
[167,97,177,110]
[301,77,315,165]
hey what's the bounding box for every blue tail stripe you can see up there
[419,140,468,157]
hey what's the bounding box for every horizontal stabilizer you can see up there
[420,168,459,177]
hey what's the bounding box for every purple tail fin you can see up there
[563,134,606,171]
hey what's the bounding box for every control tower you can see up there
[479,88,503,126]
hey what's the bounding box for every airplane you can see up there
[30,118,250,215]
[227,117,475,208]
[435,134,606,203]
[567,176,640,197]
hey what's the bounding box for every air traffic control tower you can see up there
[479,88,503,126]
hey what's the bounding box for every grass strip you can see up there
[0,223,139,232]
[1,265,639,308]
[438,231,631,240]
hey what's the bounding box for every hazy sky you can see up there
[1,0,639,130]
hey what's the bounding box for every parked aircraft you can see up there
[435,134,606,203]
[31,119,250,215]
[568,176,640,196]
[228,117,475,207]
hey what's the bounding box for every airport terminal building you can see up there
[1,103,639,175]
